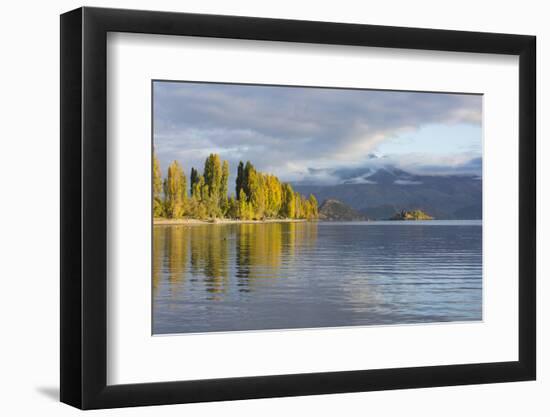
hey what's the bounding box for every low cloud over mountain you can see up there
[294,167,482,220]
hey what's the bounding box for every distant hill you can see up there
[293,167,482,220]
[318,199,367,221]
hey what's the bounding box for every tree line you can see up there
[153,153,319,221]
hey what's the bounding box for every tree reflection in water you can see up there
[153,222,318,301]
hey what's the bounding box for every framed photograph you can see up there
[60,6,536,409]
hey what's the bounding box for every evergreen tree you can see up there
[236,161,244,199]
[190,167,199,196]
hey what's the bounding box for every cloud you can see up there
[343,178,378,185]
[153,81,482,186]
[395,155,482,176]
[394,179,423,185]
[297,154,482,185]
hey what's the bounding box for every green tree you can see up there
[301,195,314,220]
[156,156,317,222]
[248,169,266,219]
[191,174,204,200]
[264,175,282,217]
[220,160,230,214]
[204,154,222,199]
[236,161,244,199]
[190,167,199,196]
[203,154,228,218]
[294,192,303,219]
[243,161,255,199]
[164,161,187,218]
[153,153,164,217]
[308,194,319,219]
[187,174,209,219]
[237,189,253,220]
[281,183,296,218]
[226,195,238,218]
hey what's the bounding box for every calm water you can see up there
[153,221,482,334]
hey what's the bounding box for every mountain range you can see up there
[293,167,482,220]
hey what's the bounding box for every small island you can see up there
[153,153,319,224]
[390,209,434,220]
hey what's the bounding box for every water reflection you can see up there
[153,221,482,334]
[236,222,318,291]
[189,225,230,299]
[153,222,318,300]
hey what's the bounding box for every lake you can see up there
[152,220,482,335]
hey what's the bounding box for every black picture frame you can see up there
[60,6,536,410]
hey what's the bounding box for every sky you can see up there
[153,81,482,188]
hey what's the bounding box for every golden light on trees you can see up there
[164,160,187,219]
[154,154,319,221]
[153,152,164,217]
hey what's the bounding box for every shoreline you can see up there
[154,218,481,226]
[153,218,311,226]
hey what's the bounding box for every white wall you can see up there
[0,0,545,415]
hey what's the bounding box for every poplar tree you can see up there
[227,195,238,218]
[164,161,187,218]
[238,189,252,220]
[155,155,318,221]
[243,161,255,199]
[265,175,282,217]
[153,153,164,217]
[294,192,303,219]
[248,169,266,219]
[191,174,204,201]
[220,160,229,214]
[301,195,311,219]
[281,183,296,219]
[204,154,222,198]
[308,194,319,219]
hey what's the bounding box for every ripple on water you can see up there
[153,221,482,334]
